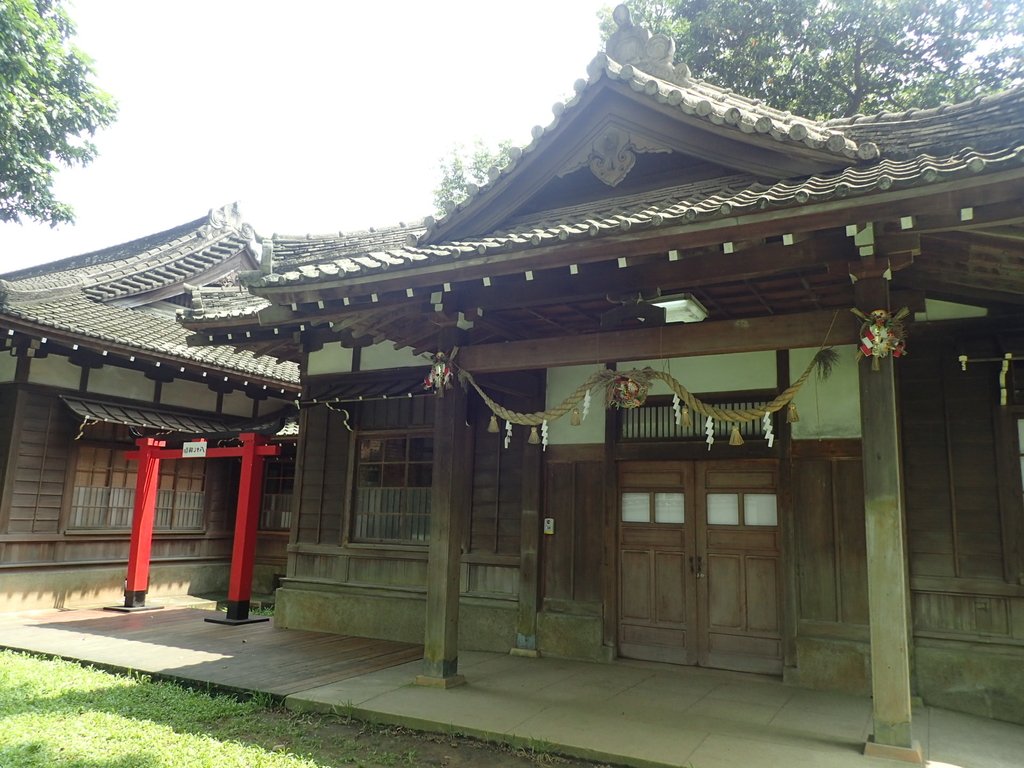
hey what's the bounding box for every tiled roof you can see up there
[270,222,427,270]
[0,205,299,385]
[417,40,880,243]
[1,292,298,384]
[3,204,257,300]
[589,55,874,159]
[187,285,271,322]
[250,144,1022,290]
[180,222,426,324]
[826,88,1024,159]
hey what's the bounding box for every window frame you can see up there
[348,429,434,546]
[259,453,295,533]
[67,430,208,534]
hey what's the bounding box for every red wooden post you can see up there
[107,437,165,612]
[206,432,278,625]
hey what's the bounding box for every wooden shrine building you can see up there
[0,204,300,612]
[184,8,1024,758]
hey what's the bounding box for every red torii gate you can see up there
[106,431,280,625]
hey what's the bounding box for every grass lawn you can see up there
[0,650,583,768]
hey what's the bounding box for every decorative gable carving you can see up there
[606,5,691,85]
[560,124,672,187]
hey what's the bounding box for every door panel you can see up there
[746,556,780,632]
[618,460,782,674]
[707,554,743,628]
[654,551,687,624]
[620,549,652,621]
[617,461,696,666]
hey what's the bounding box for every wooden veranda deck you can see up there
[0,607,423,697]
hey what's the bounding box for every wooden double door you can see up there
[618,460,783,674]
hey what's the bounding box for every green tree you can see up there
[432,139,517,217]
[0,0,117,226]
[601,0,1024,119]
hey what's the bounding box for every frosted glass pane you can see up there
[621,492,650,523]
[706,493,739,525]
[744,494,778,526]
[1018,418,1024,450]
[654,492,685,524]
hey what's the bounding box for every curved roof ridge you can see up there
[418,8,876,246]
[3,203,257,298]
[253,142,1023,292]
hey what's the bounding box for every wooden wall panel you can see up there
[0,385,16,532]
[573,461,605,602]
[794,459,838,622]
[469,397,523,556]
[6,391,72,534]
[901,337,1005,582]
[294,405,328,544]
[834,459,869,625]
[793,445,867,629]
[541,449,605,604]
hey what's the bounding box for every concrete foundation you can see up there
[792,635,872,696]
[537,608,610,661]
[0,562,230,613]
[274,581,516,652]
[915,643,1024,726]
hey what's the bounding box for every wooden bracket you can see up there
[844,253,915,282]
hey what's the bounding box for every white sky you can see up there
[0,0,611,271]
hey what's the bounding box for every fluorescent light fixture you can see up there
[650,293,708,323]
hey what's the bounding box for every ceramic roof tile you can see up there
[0,292,298,383]
[0,205,299,385]
[826,88,1024,158]
[243,144,1022,291]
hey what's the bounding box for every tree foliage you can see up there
[0,0,117,226]
[432,139,517,217]
[601,0,1024,119]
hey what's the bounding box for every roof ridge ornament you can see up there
[606,4,690,85]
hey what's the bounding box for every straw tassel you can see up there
[681,405,691,428]
[729,425,744,446]
[786,402,800,423]
[570,407,582,426]
[487,414,499,433]
[528,426,540,444]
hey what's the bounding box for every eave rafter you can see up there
[0,319,298,395]
[235,229,857,340]
[249,172,1024,310]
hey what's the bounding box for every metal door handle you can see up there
[689,556,705,578]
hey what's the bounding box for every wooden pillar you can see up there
[417,377,469,687]
[856,277,922,763]
[207,432,277,625]
[776,350,799,673]
[108,437,165,612]
[513,439,542,655]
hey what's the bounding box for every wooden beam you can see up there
[458,309,855,374]
[253,172,1024,307]
[248,232,854,333]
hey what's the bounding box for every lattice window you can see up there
[351,433,432,545]
[260,455,295,531]
[619,394,773,441]
[70,439,206,532]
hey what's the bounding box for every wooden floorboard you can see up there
[0,607,423,697]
